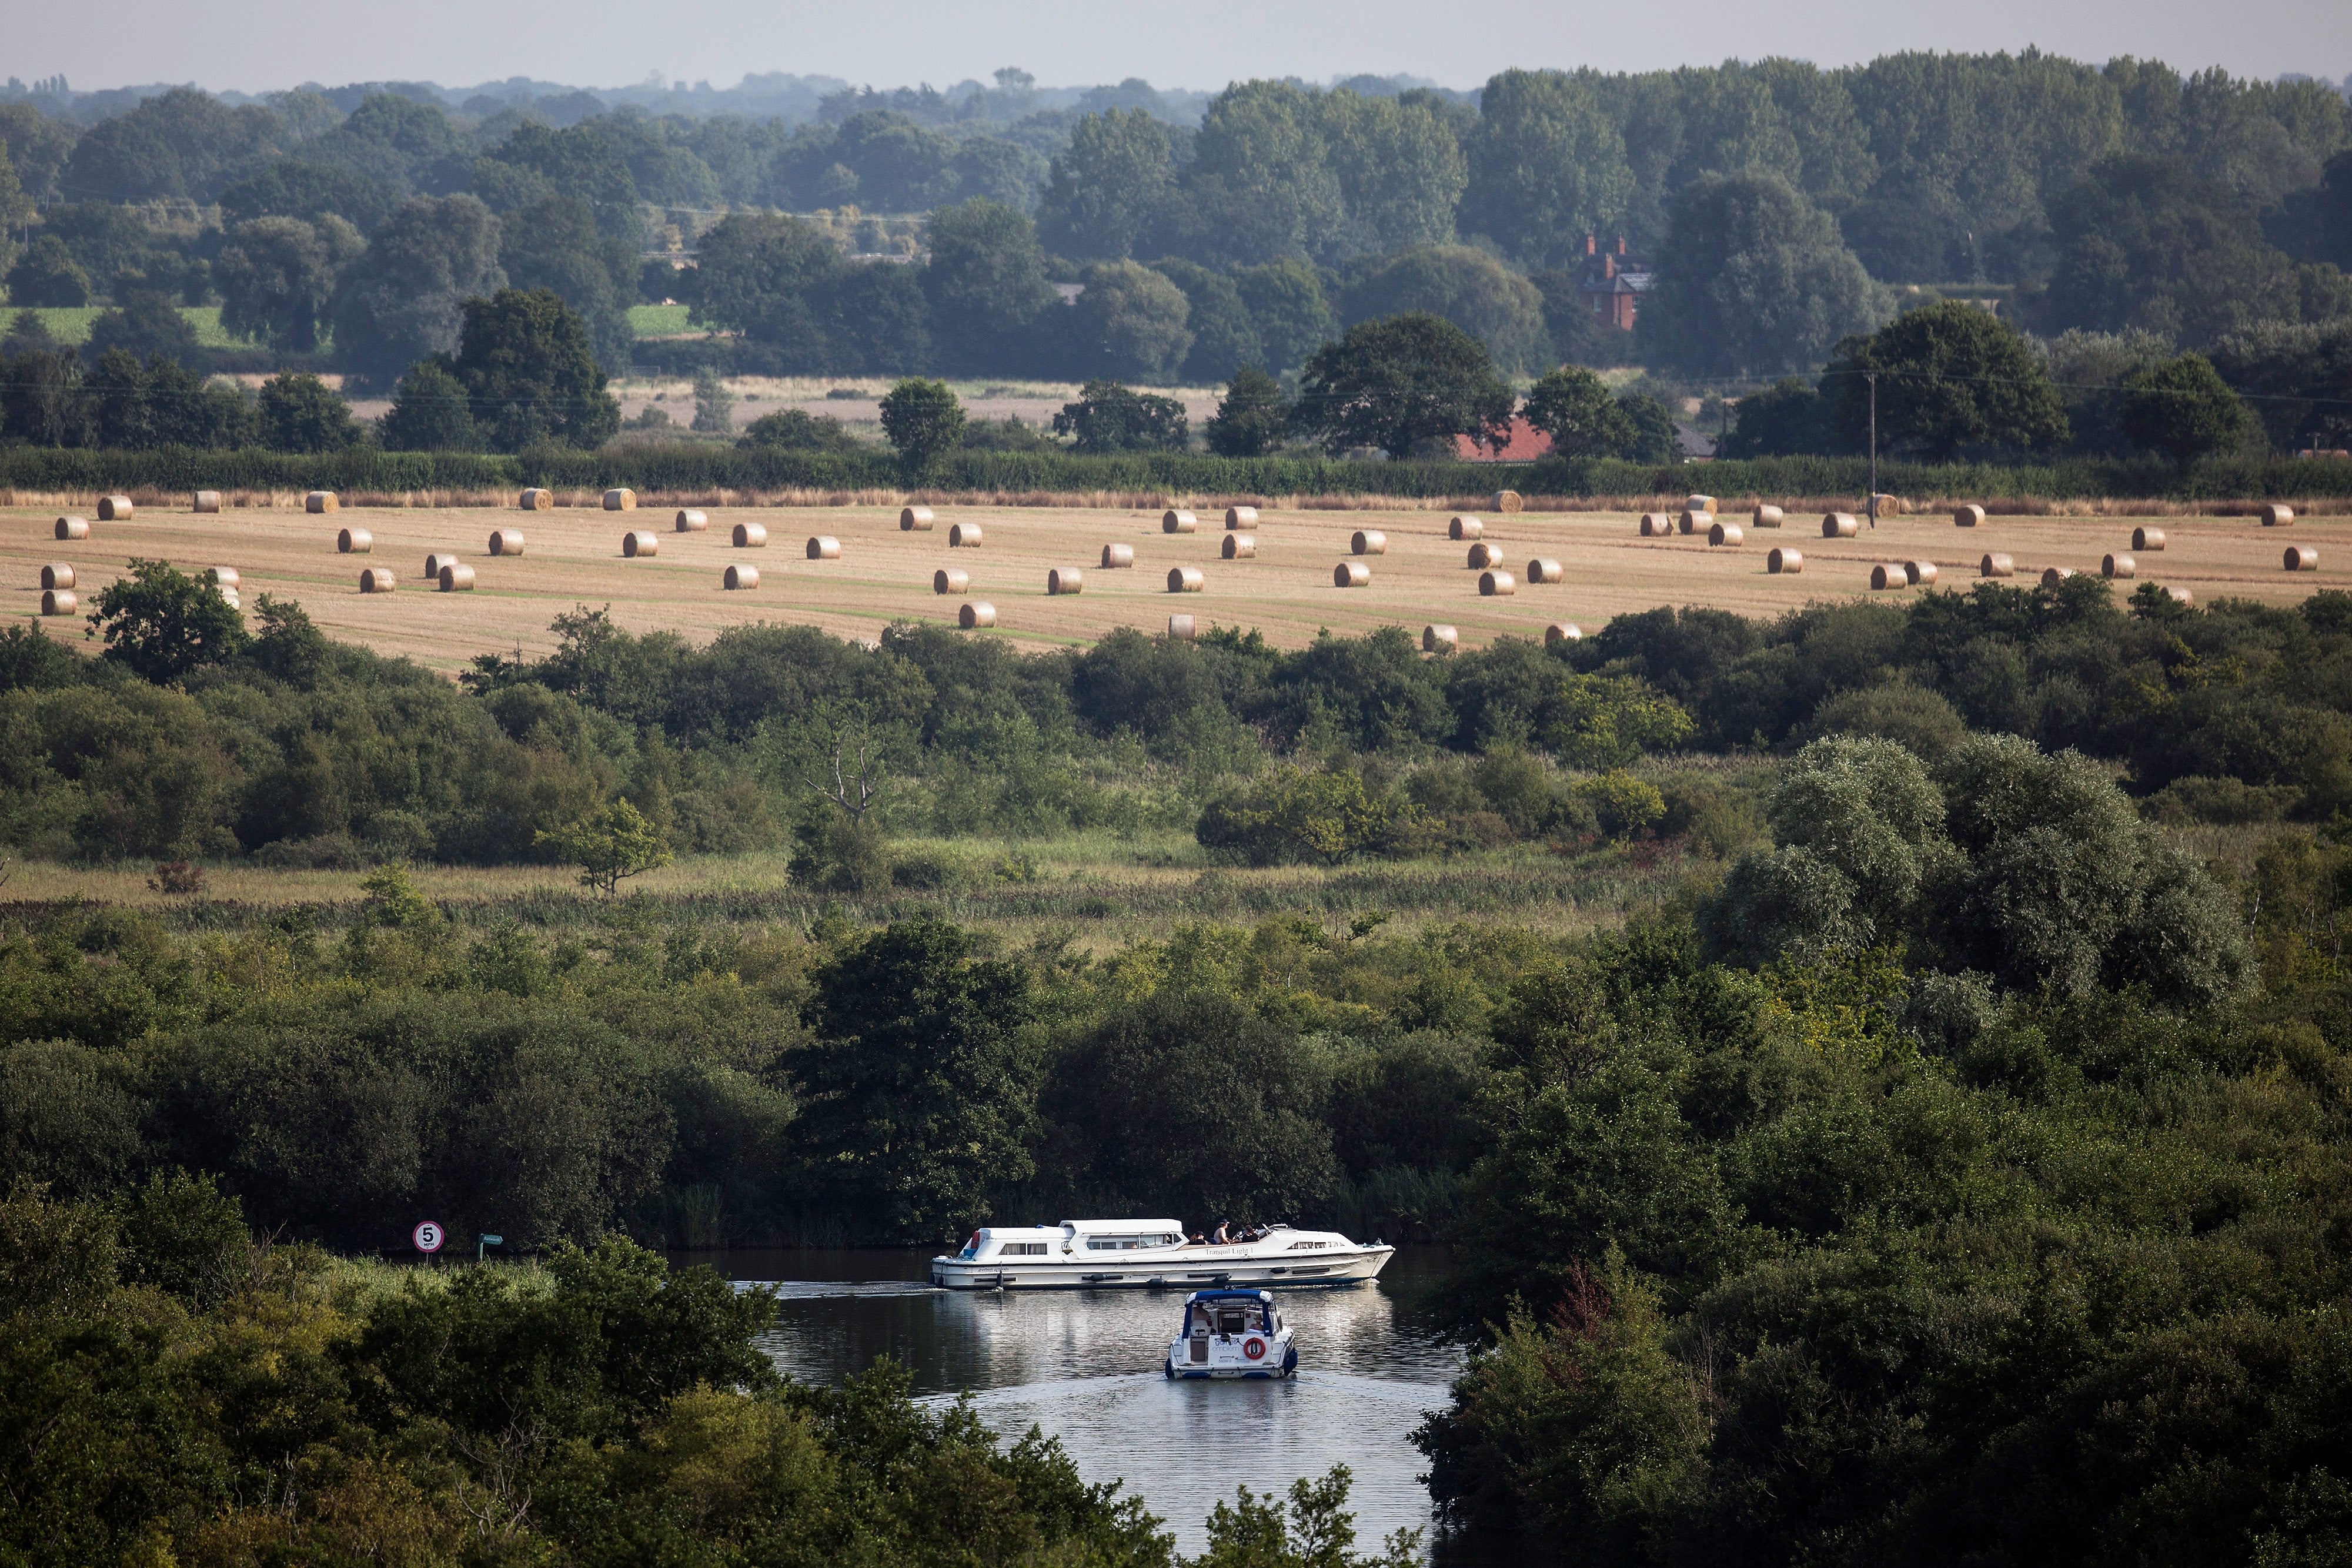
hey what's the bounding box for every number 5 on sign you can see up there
[413,1220,445,1254]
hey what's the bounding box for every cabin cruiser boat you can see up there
[930,1219,1394,1290]
[1167,1289,1297,1379]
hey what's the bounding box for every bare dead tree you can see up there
[805,730,886,824]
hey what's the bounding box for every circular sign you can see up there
[1243,1336,1267,1361]
[412,1221,445,1254]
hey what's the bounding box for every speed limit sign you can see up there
[412,1220,445,1254]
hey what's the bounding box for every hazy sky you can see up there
[9,0,2349,94]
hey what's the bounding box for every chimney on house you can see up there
[1603,253,1616,280]
[1585,233,1597,256]
[1616,235,1627,256]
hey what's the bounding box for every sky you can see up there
[7,0,2350,95]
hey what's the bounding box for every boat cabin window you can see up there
[1287,1239,1328,1250]
[1085,1232,1177,1250]
[997,1242,1047,1256]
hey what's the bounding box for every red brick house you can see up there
[1451,418,1555,462]
[1575,234,1652,330]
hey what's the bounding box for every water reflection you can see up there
[704,1245,1465,1557]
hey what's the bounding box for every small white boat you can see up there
[1166,1289,1297,1379]
[929,1218,1393,1290]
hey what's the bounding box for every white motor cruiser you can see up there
[929,1219,1393,1290]
[1167,1289,1297,1379]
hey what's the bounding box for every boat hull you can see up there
[930,1244,1394,1291]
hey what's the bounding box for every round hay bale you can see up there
[622,531,658,558]
[724,564,759,590]
[1491,489,1524,513]
[2103,553,2137,579]
[1955,504,1986,528]
[2133,527,2166,552]
[206,567,238,589]
[2042,566,2077,586]
[734,523,769,548]
[901,505,936,531]
[520,487,553,511]
[1468,541,1500,569]
[804,534,838,559]
[2262,503,2295,527]
[55,516,89,540]
[1527,557,1565,584]
[359,568,395,593]
[424,552,455,580]
[1334,561,1372,588]
[1685,493,1718,514]
[1752,504,1785,528]
[1478,569,1517,597]
[675,508,709,531]
[1169,614,1197,638]
[1101,542,1135,569]
[959,601,996,629]
[1168,566,1206,593]
[192,490,222,513]
[1823,512,1859,538]
[1906,560,1939,586]
[1710,522,1744,547]
[1871,563,1909,590]
[39,588,75,616]
[1981,553,2015,578]
[948,521,983,547]
[1639,512,1672,537]
[218,589,240,611]
[2163,586,2194,606]
[1769,547,1803,574]
[1351,529,1386,555]
[337,527,371,554]
[438,564,475,592]
[490,529,524,557]
[39,563,74,590]
[1545,622,1582,645]
[934,568,970,594]
[2287,545,2321,572]
[1871,493,1903,516]
[1222,534,1255,559]
[1423,624,1458,654]
[603,488,637,511]
[303,492,336,514]
[1048,567,1084,595]
[1679,510,1710,535]
[1161,509,1197,534]
[99,494,135,520]
[1225,505,1258,529]
[1448,515,1482,540]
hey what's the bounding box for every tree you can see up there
[921,199,1058,376]
[496,193,637,373]
[1067,260,1192,382]
[1205,365,1288,456]
[86,558,248,683]
[1522,365,1637,459]
[1053,380,1188,453]
[257,371,363,452]
[1719,377,1834,457]
[878,377,965,469]
[377,357,481,451]
[1641,171,1888,376]
[534,797,672,898]
[740,409,861,452]
[4,234,90,306]
[1196,764,1414,865]
[1827,300,2071,459]
[83,293,201,365]
[690,367,734,434]
[1150,259,1265,382]
[1460,70,1636,267]
[1186,81,1344,262]
[2122,351,2258,471]
[328,193,506,386]
[218,158,399,233]
[1292,312,1515,459]
[1034,108,1174,259]
[1232,260,1336,373]
[446,287,621,452]
[1324,89,1468,255]
[1338,246,1553,375]
[214,215,364,353]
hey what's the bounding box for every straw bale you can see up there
[604,488,637,511]
[39,588,75,615]
[1679,510,1710,535]
[1334,561,1372,587]
[1871,564,1909,590]
[1351,529,1386,554]
[1955,504,1986,527]
[489,529,524,556]
[99,494,134,520]
[303,492,335,514]
[1423,624,1458,654]
[360,568,395,593]
[1491,490,1524,513]
[2163,586,2194,605]
[1168,614,1197,638]
[438,564,475,592]
[1527,557,1564,584]
[193,490,221,513]
[1752,504,1784,528]
[1101,542,1135,568]
[2042,566,2076,586]
[1545,622,1582,644]
[1048,567,1085,595]
[934,568,970,594]
[1222,534,1255,559]
[520,487,553,510]
[675,509,709,531]
[1769,547,1803,574]
[734,523,769,548]
[1710,521,1744,547]
[1467,541,1499,569]
[805,535,839,559]
[959,601,997,628]
[1871,493,1903,516]
[2103,553,2137,579]
[1478,569,1517,596]
[724,564,759,590]
[39,564,74,590]
[901,505,935,531]
[1686,493,1718,513]
[1823,512,1859,537]
[1168,566,1206,593]
[1448,515,1482,540]
[424,552,456,579]
[1906,560,1939,586]
[1639,512,1672,537]
[337,527,370,553]
[2286,545,2321,572]
[206,567,238,589]
[1981,553,2014,578]
[621,531,659,558]
[949,521,983,547]
[218,589,239,611]
[2261,504,2295,527]
[55,516,89,540]
[1225,505,1259,529]
[2132,527,2166,552]
[1161,509,1197,533]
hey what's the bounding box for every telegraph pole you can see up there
[1866,372,1878,529]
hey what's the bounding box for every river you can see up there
[701,1244,1467,1558]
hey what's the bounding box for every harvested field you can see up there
[8,499,2348,672]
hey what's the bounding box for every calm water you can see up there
[700,1245,1466,1557]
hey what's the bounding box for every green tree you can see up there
[447,286,621,452]
[921,199,1058,376]
[1641,171,1887,376]
[1187,81,1344,262]
[1614,393,1683,463]
[1068,259,1193,382]
[535,796,673,898]
[377,357,481,451]
[1338,245,1552,375]
[1719,376,1834,457]
[1522,364,1638,459]
[691,367,735,434]
[213,215,363,353]
[1053,379,1188,453]
[1828,300,2071,459]
[1291,312,1515,458]
[497,192,637,373]
[84,292,201,365]
[1034,108,1174,259]
[1197,1466,1422,1568]
[1205,365,1288,456]
[1150,259,1265,382]
[1323,89,1468,254]
[740,408,861,451]
[878,376,965,470]
[1461,70,1636,267]
[2121,350,2257,470]
[256,370,363,452]
[86,557,248,683]
[328,193,506,385]
[1232,259,1336,373]
[2,233,90,306]
[1196,764,1415,865]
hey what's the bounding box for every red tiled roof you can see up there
[1451,417,1555,462]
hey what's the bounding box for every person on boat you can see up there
[1212,1220,1231,1244]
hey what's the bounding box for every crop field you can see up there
[7,497,2348,672]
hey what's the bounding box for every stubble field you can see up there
[7,497,2346,671]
